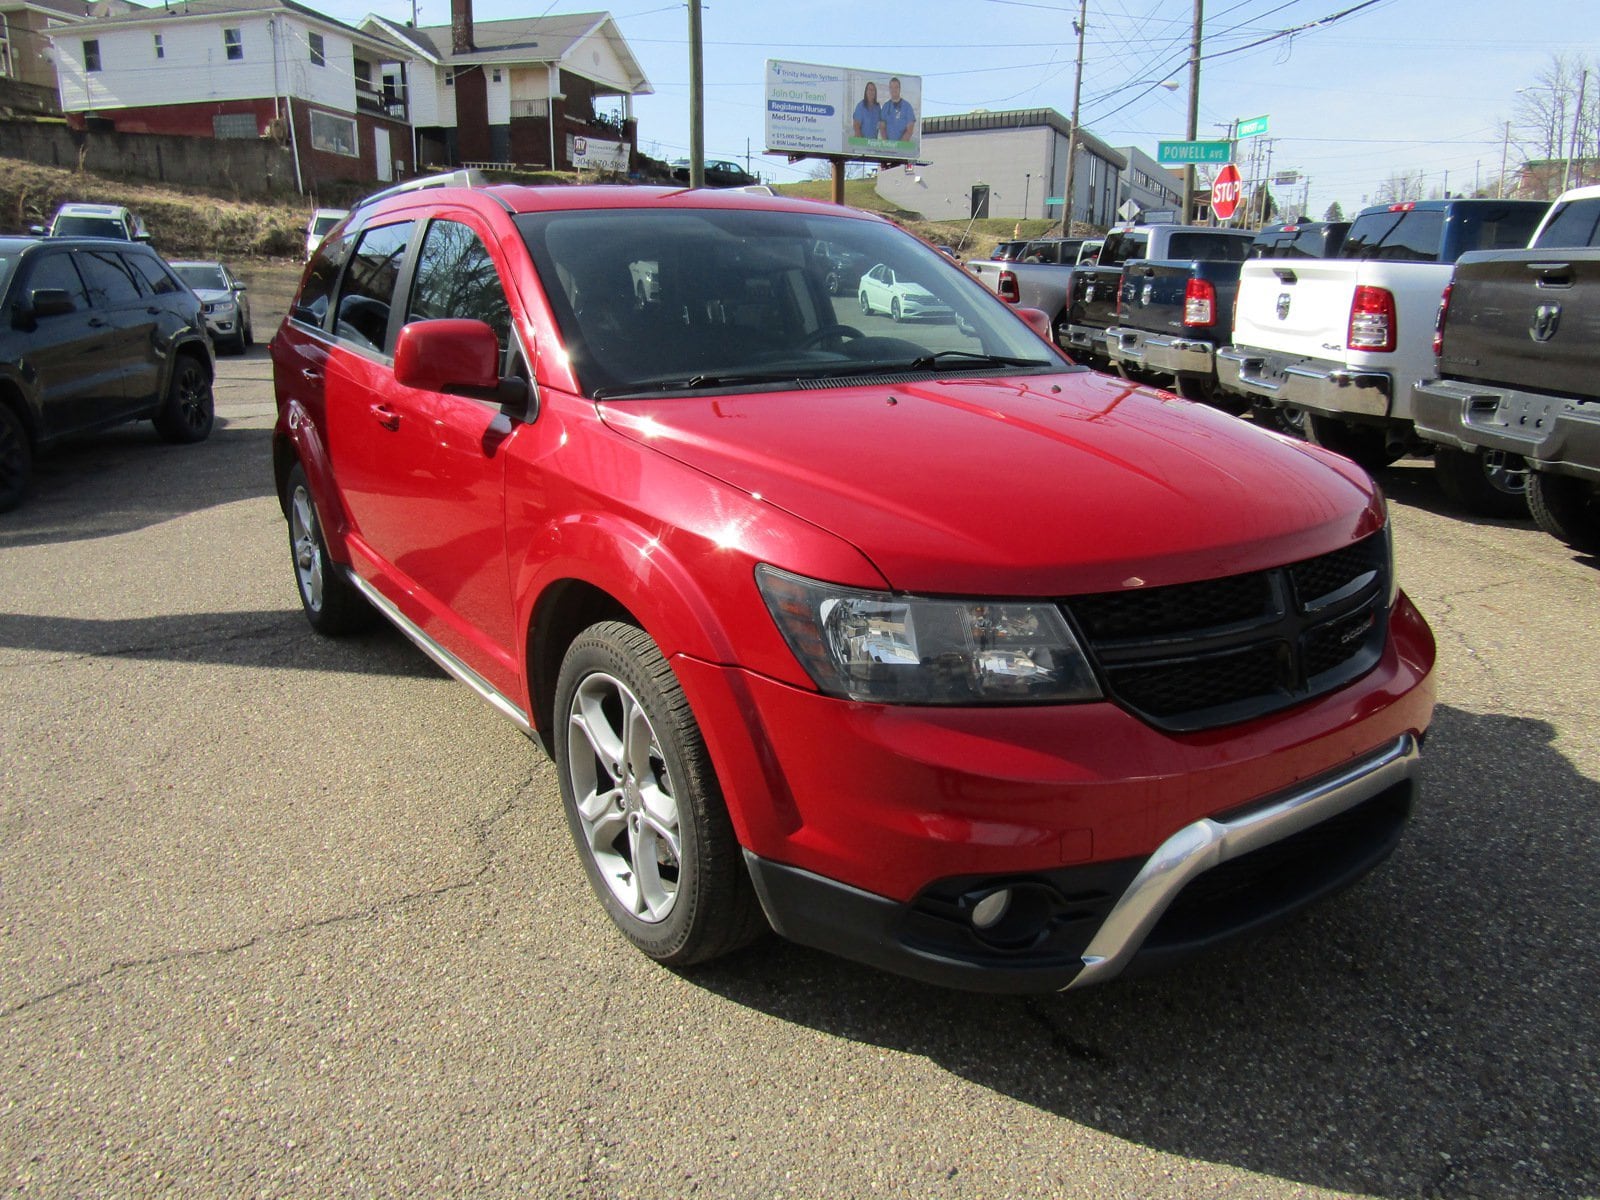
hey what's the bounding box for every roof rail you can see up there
[351,169,492,213]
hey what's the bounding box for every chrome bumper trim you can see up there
[1105,327,1216,376]
[345,570,534,735]
[1217,346,1392,417]
[1065,733,1420,990]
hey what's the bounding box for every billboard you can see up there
[765,59,922,162]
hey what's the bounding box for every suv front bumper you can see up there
[1412,378,1600,483]
[1218,345,1391,418]
[1104,326,1215,379]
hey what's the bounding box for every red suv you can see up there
[271,178,1435,992]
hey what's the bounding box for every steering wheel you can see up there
[799,323,864,349]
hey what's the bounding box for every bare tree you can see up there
[1372,170,1426,205]
[1510,53,1600,197]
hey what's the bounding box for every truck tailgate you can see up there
[1442,248,1600,402]
[1232,260,1452,363]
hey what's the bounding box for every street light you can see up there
[1059,71,1179,237]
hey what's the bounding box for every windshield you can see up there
[52,216,126,239]
[174,264,227,291]
[312,215,342,236]
[515,207,1070,398]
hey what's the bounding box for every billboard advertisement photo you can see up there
[765,59,922,162]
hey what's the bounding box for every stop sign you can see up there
[1212,163,1243,221]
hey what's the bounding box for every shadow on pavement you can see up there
[0,420,275,550]
[687,704,1599,1199]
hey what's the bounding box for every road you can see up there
[1,299,1596,1198]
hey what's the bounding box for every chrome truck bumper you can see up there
[1105,326,1216,378]
[1218,345,1392,418]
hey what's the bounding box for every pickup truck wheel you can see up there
[824,270,842,295]
[152,353,214,444]
[556,621,764,967]
[1433,446,1529,518]
[0,404,32,513]
[1305,415,1400,471]
[1527,472,1600,554]
[285,463,375,635]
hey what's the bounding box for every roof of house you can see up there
[361,9,650,94]
[922,108,1128,170]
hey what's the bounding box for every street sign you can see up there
[1211,163,1243,220]
[1118,199,1139,221]
[1157,140,1233,165]
[1045,196,1064,205]
[1274,171,1300,186]
[1236,115,1270,139]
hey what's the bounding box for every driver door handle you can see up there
[371,404,401,431]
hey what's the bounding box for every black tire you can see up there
[858,291,871,315]
[554,620,764,967]
[0,403,32,513]
[242,318,254,349]
[285,463,375,634]
[890,298,903,322]
[1305,414,1401,471]
[825,270,842,296]
[1432,445,1529,518]
[152,352,214,443]
[1527,472,1600,554]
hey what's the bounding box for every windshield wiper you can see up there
[905,350,1053,370]
[592,369,815,399]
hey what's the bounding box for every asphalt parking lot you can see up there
[1,275,1596,1198]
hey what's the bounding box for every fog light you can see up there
[970,888,1012,930]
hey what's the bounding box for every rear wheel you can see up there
[285,463,374,634]
[0,404,32,513]
[555,620,764,967]
[1527,472,1600,554]
[1432,446,1529,518]
[1305,414,1400,471]
[152,353,214,443]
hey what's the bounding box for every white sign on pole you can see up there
[570,136,629,171]
[765,59,922,162]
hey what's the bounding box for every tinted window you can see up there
[1099,233,1148,266]
[1533,199,1600,248]
[1168,232,1250,261]
[1342,210,1444,262]
[172,264,228,291]
[130,255,185,295]
[332,222,412,352]
[24,253,90,309]
[76,249,145,305]
[292,233,353,328]
[52,215,127,239]
[406,220,512,351]
[1451,205,1545,256]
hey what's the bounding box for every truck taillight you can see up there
[1184,277,1216,327]
[1348,285,1397,352]
[998,269,1019,304]
[1432,283,1453,358]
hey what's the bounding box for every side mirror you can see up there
[233,282,248,293]
[393,318,531,420]
[29,288,77,318]
[134,232,153,243]
[28,225,45,236]
[1015,306,1053,343]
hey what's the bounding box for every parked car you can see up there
[32,202,151,244]
[857,262,954,321]
[270,176,1435,992]
[0,236,214,511]
[991,240,1029,262]
[304,208,349,261]
[808,239,869,296]
[671,159,759,189]
[1412,185,1600,529]
[1248,220,1351,260]
[170,260,253,354]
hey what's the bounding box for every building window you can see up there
[309,109,358,157]
[153,34,163,59]
[308,32,325,66]
[491,68,501,83]
[444,69,454,87]
[223,27,242,61]
[83,39,101,72]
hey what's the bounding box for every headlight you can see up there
[756,565,1102,705]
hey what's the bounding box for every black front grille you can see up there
[1061,533,1390,732]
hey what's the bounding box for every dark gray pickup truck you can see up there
[1060,225,1255,369]
[1412,186,1600,537]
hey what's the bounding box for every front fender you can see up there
[275,399,353,563]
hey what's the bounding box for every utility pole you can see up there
[687,0,704,187]
[1565,67,1588,192]
[1499,120,1510,197]
[1180,0,1202,225]
[1059,0,1088,237]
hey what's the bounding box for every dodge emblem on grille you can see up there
[1530,303,1561,342]
[1276,293,1291,320]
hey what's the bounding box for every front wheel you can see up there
[0,404,32,513]
[152,353,214,443]
[555,621,763,967]
[1305,414,1401,471]
[1433,446,1529,518]
[1528,472,1600,554]
[890,298,903,322]
[858,291,872,315]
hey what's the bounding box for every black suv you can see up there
[0,237,214,511]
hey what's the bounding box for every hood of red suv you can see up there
[598,370,1383,596]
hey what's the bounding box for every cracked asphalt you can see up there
[1,271,1596,1198]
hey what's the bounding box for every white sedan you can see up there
[857,263,954,322]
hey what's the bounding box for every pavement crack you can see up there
[1,873,488,1020]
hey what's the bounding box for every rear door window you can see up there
[332,221,413,353]
[127,253,184,295]
[76,248,146,306]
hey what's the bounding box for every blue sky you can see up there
[326,0,1599,220]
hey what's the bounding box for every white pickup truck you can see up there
[1216,199,1549,469]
